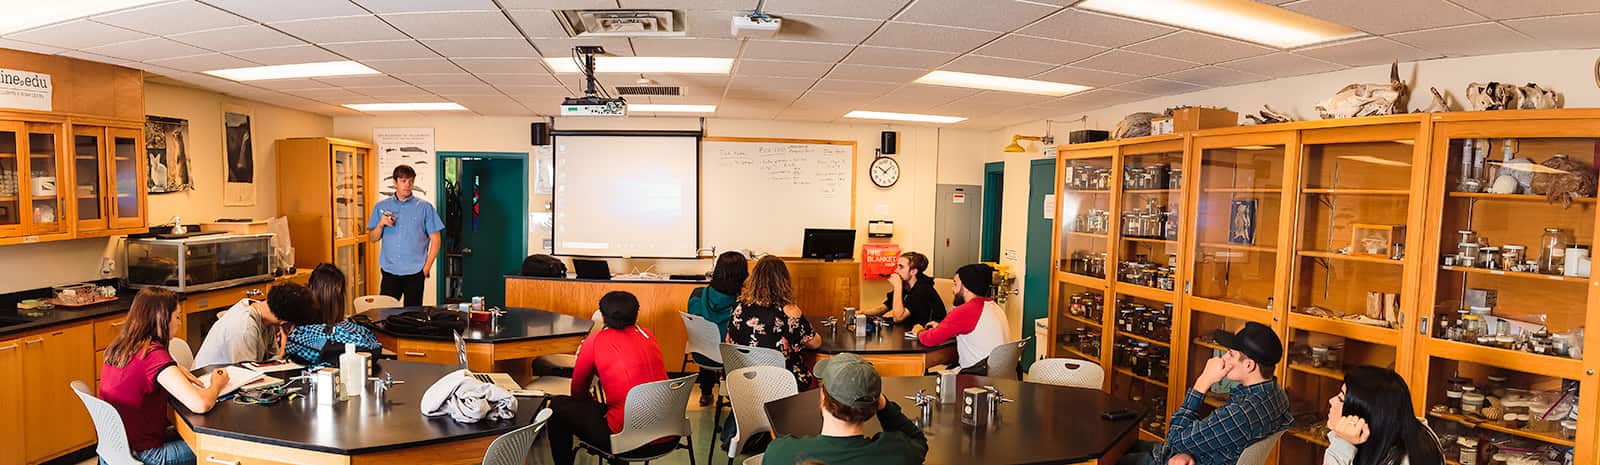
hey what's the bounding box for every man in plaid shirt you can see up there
[1120,322,1293,465]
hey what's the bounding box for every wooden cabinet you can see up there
[0,337,24,465]
[0,120,72,243]
[0,116,146,246]
[277,137,377,303]
[20,323,95,463]
[71,124,146,237]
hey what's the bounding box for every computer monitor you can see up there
[802,228,855,261]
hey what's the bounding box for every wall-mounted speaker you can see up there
[880,131,897,155]
[531,122,550,146]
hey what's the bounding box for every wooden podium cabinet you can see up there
[276,137,378,302]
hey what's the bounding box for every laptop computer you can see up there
[453,331,541,396]
[572,258,612,280]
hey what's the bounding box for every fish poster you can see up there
[374,127,436,203]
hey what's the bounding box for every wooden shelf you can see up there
[1063,189,1110,194]
[1058,271,1107,288]
[1287,361,1345,381]
[1125,189,1178,194]
[1122,236,1177,245]
[1061,312,1102,328]
[1117,330,1171,348]
[1114,367,1169,388]
[0,196,15,202]
[1439,265,1589,283]
[1116,282,1175,303]
[75,155,97,160]
[1192,338,1227,353]
[1201,187,1281,194]
[1302,188,1410,196]
[1286,312,1400,346]
[1287,428,1330,448]
[1199,242,1276,253]
[1187,297,1274,324]
[1297,250,1402,266]
[1138,427,1166,442]
[1424,337,1584,379]
[1447,191,1596,204]
[1067,231,1109,239]
[1427,411,1577,447]
[1058,344,1099,362]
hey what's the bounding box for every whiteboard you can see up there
[701,138,855,256]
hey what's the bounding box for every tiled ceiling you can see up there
[3,0,1596,128]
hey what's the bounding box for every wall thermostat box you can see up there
[868,220,894,238]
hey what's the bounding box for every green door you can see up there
[1022,158,1056,367]
[440,153,526,307]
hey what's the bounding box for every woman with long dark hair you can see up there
[1324,366,1445,465]
[728,256,821,390]
[100,288,230,465]
[285,263,380,365]
[686,251,748,405]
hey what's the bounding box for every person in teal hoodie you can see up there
[687,251,748,406]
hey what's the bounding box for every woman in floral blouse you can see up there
[727,256,821,390]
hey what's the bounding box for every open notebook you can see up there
[200,365,283,395]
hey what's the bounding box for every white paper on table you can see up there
[200,366,268,395]
[243,359,305,374]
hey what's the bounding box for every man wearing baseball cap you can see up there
[1120,322,1293,465]
[762,353,928,465]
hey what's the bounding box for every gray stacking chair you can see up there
[985,337,1031,379]
[1024,357,1105,389]
[681,312,728,464]
[719,344,786,374]
[1236,431,1285,465]
[481,408,553,465]
[168,338,195,370]
[69,380,142,465]
[575,374,699,464]
[723,366,799,465]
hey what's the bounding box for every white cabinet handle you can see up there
[111,321,126,327]
[0,344,17,350]
[205,455,241,465]
[23,338,44,345]
[245,289,264,297]
[403,351,426,357]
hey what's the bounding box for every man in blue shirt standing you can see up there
[367,164,443,306]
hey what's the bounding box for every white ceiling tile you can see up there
[147,52,257,72]
[856,98,938,113]
[396,73,485,85]
[617,0,754,9]
[363,58,464,74]
[281,87,366,99]
[351,0,497,13]
[682,10,737,39]
[772,14,884,44]
[426,84,506,96]
[715,100,784,119]
[1450,0,1600,20]
[1220,52,1345,78]
[512,95,566,110]
[454,57,547,74]
[81,37,209,62]
[1504,14,1600,50]
[843,46,956,68]
[1018,9,1174,48]
[825,64,926,83]
[422,38,540,58]
[500,85,572,97]
[57,50,136,67]
[476,73,563,86]
[270,15,408,43]
[1159,66,1269,87]
[727,76,817,90]
[876,84,979,105]
[1109,78,1203,95]
[313,75,410,87]
[975,34,1105,64]
[506,10,571,38]
[381,11,523,40]
[1049,87,1147,108]
[951,91,1045,107]
[643,94,721,105]
[726,88,808,100]
[1285,0,1484,34]
[1295,37,1440,67]
[762,0,911,20]
[866,22,1000,53]
[939,55,1056,78]
[1031,65,1138,87]
[810,79,900,94]
[352,86,440,98]
[229,45,343,65]
[894,0,1059,32]
[323,40,439,60]
[169,25,305,52]
[0,38,66,55]
[736,60,835,79]
[740,40,852,62]
[530,38,635,56]
[465,103,536,116]
[92,1,249,35]
[317,95,384,104]
[1388,22,1544,57]
[204,0,367,23]
[926,96,1027,116]
[631,38,742,57]
[1125,31,1275,64]
[248,78,332,90]
[1071,50,1195,76]
[5,20,149,50]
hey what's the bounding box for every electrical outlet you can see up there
[101,257,115,276]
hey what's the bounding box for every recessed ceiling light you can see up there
[203,61,380,81]
[629,104,717,113]
[1077,0,1363,48]
[844,110,967,124]
[914,71,1091,97]
[0,0,166,34]
[343,102,469,111]
[544,57,733,74]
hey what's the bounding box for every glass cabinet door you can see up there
[24,123,64,235]
[1117,148,1184,293]
[73,126,106,231]
[1189,139,1291,311]
[1059,154,1115,281]
[333,145,369,240]
[108,127,143,229]
[336,243,369,314]
[0,122,21,233]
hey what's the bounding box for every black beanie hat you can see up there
[954,263,994,298]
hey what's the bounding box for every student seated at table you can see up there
[192,283,319,368]
[728,256,822,390]
[546,291,671,465]
[100,288,232,465]
[1323,366,1445,465]
[861,251,945,327]
[687,250,748,406]
[285,263,380,365]
[1120,322,1292,465]
[910,263,1009,375]
[762,353,928,465]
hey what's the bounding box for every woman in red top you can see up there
[99,288,231,465]
[546,291,670,465]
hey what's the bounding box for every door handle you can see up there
[205,456,241,465]
[462,248,473,254]
[403,351,427,357]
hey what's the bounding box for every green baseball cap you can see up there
[815,353,882,409]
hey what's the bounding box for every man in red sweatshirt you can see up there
[911,263,1011,375]
[546,291,671,465]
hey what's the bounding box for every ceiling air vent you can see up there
[615,85,681,96]
[559,10,686,37]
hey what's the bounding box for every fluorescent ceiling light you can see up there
[204,61,380,81]
[544,57,732,74]
[844,110,966,124]
[915,71,1090,97]
[0,0,165,34]
[629,104,717,113]
[1077,0,1362,48]
[343,102,469,112]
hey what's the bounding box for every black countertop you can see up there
[357,306,593,343]
[765,375,1145,465]
[177,360,541,455]
[0,294,134,338]
[504,274,708,285]
[809,318,953,355]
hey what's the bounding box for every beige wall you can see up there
[0,82,332,294]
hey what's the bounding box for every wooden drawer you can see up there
[182,283,270,314]
[196,447,317,465]
[393,339,458,366]
[94,315,127,350]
